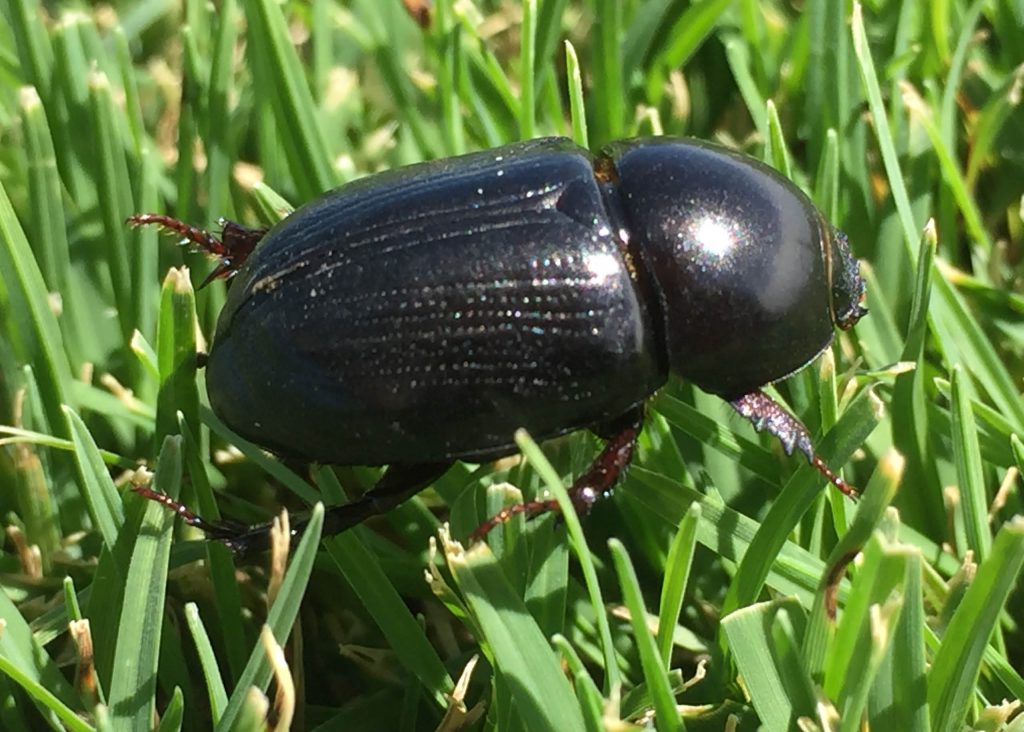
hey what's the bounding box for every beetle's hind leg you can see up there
[317,462,453,539]
[231,462,452,554]
[470,407,644,542]
[134,462,453,557]
[730,390,857,497]
[126,213,267,287]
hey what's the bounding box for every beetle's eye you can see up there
[826,226,867,330]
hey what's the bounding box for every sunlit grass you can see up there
[0,0,1022,729]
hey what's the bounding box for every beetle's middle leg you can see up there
[470,406,644,541]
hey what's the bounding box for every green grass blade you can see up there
[518,0,537,140]
[515,430,621,694]
[609,539,683,731]
[928,518,1024,732]
[722,598,815,729]
[214,504,323,732]
[183,603,229,721]
[88,71,138,350]
[589,0,623,145]
[0,586,82,728]
[243,0,337,197]
[155,268,199,444]
[950,366,990,563]
[315,466,452,708]
[851,2,918,260]
[564,41,587,148]
[656,502,699,666]
[873,550,930,730]
[107,436,181,730]
[441,529,586,732]
[0,177,71,434]
[64,407,124,548]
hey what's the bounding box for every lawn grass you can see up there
[0,0,1023,729]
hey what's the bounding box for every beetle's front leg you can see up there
[730,390,857,497]
[470,407,644,542]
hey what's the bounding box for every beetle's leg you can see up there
[131,484,250,544]
[182,462,453,556]
[730,390,857,497]
[470,407,644,542]
[126,214,228,254]
[126,214,267,286]
[195,220,267,288]
[135,463,451,557]
[315,462,453,541]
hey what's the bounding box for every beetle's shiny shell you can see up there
[208,139,664,464]
[206,136,858,466]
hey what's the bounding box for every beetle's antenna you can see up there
[730,390,858,498]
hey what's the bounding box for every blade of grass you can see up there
[244,0,337,197]
[656,502,699,667]
[928,518,1024,732]
[314,468,453,710]
[214,504,324,732]
[724,598,817,727]
[0,177,72,435]
[515,429,621,695]
[609,539,683,731]
[441,528,586,732]
[107,435,181,729]
[518,0,537,140]
[184,603,229,722]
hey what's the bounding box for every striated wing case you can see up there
[207,138,666,464]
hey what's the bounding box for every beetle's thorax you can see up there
[597,139,840,400]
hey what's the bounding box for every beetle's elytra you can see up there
[130,136,866,554]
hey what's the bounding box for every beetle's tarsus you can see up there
[131,485,248,538]
[468,499,561,542]
[730,390,858,498]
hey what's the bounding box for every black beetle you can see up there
[130,136,866,554]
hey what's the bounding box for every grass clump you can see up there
[0,0,1022,729]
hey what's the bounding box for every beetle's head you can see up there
[824,226,867,331]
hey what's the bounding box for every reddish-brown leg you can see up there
[132,485,248,541]
[470,408,644,542]
[730,389,857,497]
[133,463,452,557]
[127,214,267,286]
